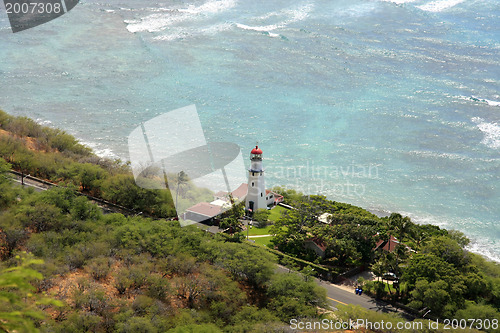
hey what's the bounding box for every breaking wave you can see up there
[472,117,500,149]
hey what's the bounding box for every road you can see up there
[276,265,413,320]
[9,171,142,216]
[11,173,52,192]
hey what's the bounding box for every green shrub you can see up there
[87,257,112,281]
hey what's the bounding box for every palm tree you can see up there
[175,171,189,211]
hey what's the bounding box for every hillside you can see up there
[0,110,498,333]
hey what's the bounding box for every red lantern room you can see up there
[250,145,263,160]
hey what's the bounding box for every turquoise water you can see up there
[0,0,499,261]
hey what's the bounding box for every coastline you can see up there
[84,140,500,264]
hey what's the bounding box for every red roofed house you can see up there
[183,202,222,223]
[305,238,327,259]
[374,235,413,253]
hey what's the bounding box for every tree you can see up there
[38,186,77,214]
[447,230,470,248]
[219,198,244,233]
[455,302,500,333]
[0,253,63,332]
[206,242,276,288]
[116,316,158,333]
[266,272,327,321]
[409,279,451,317]
[167,323,223,333]
[17,203,66,233]
[387,213,413,242]
[252,209,270,228]
[0,159,15,208]
[300,265,317,282]
[70,196,103,221]
[175,171,189,213]
[402,253,468,316]
[0,213,27,259]
[13,150,37,185]
[270,204,314,256]
[422,236,471,269]
[74,163,108,195]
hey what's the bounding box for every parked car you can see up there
[383,272,397,281]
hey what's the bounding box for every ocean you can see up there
[0,0,499,261]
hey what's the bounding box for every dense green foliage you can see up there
[269,191,500,326]
[252,209,271,228]
[0,177,327,332]
[0,110,176,218]
[0,253,63,332]
[270,194,378,266]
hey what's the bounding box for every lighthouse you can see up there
[245,145,267,212]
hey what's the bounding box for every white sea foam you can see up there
[417,0,465,12]
[35,118,52,126]
[126,11,184,33]
[234,23,281,37]
[380,0,419,4]
[79,140,120,159]
[467,242,500,263]
[472,117,500,150]
[458,95,500,107]
[235,23,280,32]
[485,99,500,107]
[126,0,236,33]
[178,0,237,14]
[234,3,313,37]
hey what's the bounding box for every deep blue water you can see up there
[0,0,499,261]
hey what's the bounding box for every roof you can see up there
[210,199,228,207]
[214,191,228,198]
[318,212,332,224]
[251,145,263,154]
[374,235,405,253]
[305,237,327,252]
[231,183,248,199]
[186,202,222,218]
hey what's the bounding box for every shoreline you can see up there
[85,140,500,264]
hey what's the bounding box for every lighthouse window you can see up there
[251,182,254,187]
[261,193,263,197]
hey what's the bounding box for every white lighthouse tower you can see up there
[245,145,267,212]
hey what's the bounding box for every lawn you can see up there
[247,224,273,236]
[251,235,273,247]
[268,205,287,222]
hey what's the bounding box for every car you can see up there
[383,272,397,281]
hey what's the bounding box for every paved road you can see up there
[11,174,51,192]
[276,265,413,320]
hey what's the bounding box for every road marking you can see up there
[327,296,348,306]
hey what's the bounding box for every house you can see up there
[373,235,414,253]
[183,202,222,224]
[305,237,327,258]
